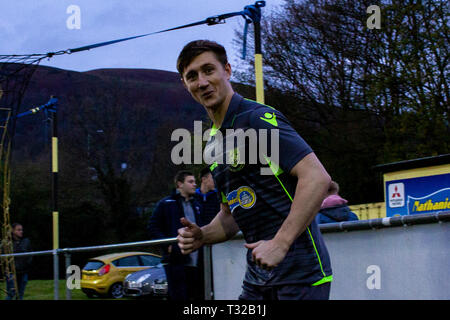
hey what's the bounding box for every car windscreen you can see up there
[83,260,105,271]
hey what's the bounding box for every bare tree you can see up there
[233,0,449,202]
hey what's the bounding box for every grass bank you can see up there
[0,279,127,300]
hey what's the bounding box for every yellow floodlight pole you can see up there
[253,18,264,104]
[251,1,265,104]
[47,97,59,300]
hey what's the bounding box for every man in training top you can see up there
[176,40,333,300]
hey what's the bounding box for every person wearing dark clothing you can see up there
[315,181,359,224]
[194,167,220,225]
[316,205,359,224]
[148,171,205,301]
[5,223,32,300]
[193,167,221,296]
[176,40,333,300]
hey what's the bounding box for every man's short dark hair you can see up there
[199,167,211,180]
[11,223,22,229]
[176,40,228,76]
[174,170,194,187]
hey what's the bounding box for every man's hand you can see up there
[177,217,203,254]
[244,239,290,270]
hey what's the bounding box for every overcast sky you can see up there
[1,0,284,73]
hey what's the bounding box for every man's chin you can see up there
[203,100,220,112]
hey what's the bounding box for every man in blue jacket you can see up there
[193,167,221,295]
[148,170,205,300]
[194,167,220,225]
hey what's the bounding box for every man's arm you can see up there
[177,203,239,254]
[147,201,166,240]
[275,152,331,245]
[147,201,172,252]
[245,152,331,269]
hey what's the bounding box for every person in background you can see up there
[315,181,359,224]
[5,223,32,300]
[193,166,221,295]
[194,167,220,225]
[147,171,205,300]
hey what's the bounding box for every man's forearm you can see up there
[201,206,239,245]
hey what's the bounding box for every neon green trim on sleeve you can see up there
[244,98,276,110]
[221,192,228,203]
[266,155,331,282]
[306,227,327,278]
[263,155,284,177]
[312,275,333,286]
[210,162,218,172]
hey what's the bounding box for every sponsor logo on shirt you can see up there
[260,112,278,127]
[227,186,257,212]
[228,147,245,172]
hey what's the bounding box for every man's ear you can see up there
[181,77,187,89]
[225,63,232,80]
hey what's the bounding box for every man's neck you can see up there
[178,190,191,201]
[208,91,234,129]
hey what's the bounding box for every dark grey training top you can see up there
[206,93,332,286]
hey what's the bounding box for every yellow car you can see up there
[81,251,162,298]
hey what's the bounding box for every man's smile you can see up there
[202,90,214,99]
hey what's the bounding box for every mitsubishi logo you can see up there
[392,186,401,198]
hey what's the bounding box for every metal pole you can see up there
[50,96,59,300]
[203,245,213,300]
[252,4,265,104]
[65,252,72,300]
[53,250,59,300]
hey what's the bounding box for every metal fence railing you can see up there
[1,237,180,300]
[2,211,449,300]
[319,210,450,233]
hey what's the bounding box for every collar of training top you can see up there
[216,92,244,130]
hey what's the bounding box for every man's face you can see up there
[178,175,197,196]
[12,225,23,239]
[202,173,215,191]
[181,51,232,112]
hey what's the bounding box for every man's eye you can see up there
[205,68,213,74]
[186,74,197,81]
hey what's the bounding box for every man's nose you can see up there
[197,73,209,88]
